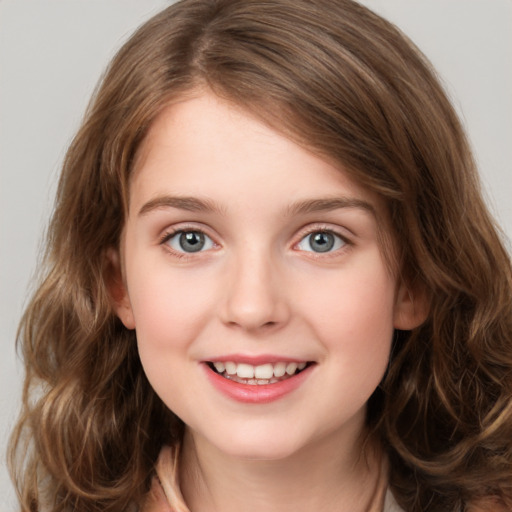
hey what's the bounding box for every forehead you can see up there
[130,92,382,213]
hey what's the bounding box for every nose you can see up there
[219,249,290,332]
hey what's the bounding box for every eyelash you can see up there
[159,226,218,260]
[293,226,352,258]
[158,225,352,259]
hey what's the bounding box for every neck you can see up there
[179,427,387,512]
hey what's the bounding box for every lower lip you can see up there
[203,364,314,404]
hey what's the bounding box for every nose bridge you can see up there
[221,242,289,331]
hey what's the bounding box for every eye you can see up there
[164,230,215,253]
[296,230,346,253]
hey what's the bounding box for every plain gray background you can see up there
[1,1,511,510]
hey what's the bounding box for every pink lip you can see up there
[206,353,309,365]
[202,362,314,404]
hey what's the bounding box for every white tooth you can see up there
[213,362,225,373]
[255,364,274,379]
[257,379,269,385]
[273,362,286,377]
[298,362,307,370]
[285,362,298,375]
[225,361,237,375]
[236,363,255,379]
[248,379,257,385]
[269,378,278,384]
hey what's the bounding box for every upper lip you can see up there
[203,354,312,365]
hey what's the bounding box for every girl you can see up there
[9,1,512,511]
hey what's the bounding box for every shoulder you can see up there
[383,489,405,512]
[142,445,190,512]
[141,477,174,512]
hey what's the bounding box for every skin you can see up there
[112,91,425,512]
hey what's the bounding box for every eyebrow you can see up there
[138,195,375,218]
[138,196,224,216]
[286,197,376,217]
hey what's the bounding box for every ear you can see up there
[105,248,136,330]
[393,280,429,330]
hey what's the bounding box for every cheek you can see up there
[126,263,218,354]
[298,256,396,373]
[303,262,396,336]
[319,274,395,411]
[127,267,218,409]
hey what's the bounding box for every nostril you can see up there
[220,275,290,331]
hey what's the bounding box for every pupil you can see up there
[179,232,205,252]
[310,232,334,252]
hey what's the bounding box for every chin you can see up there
[206,426,308,461]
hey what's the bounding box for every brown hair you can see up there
[9,1,512,511]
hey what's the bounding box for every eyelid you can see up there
[158,223,220,258]
[292,224,352,255]
[157,222,352,259]
[158,221,215,241]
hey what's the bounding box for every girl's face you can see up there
[113,92,422,461]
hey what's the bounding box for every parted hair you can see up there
[9,1,512,511]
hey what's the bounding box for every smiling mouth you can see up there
[206,361,313,385]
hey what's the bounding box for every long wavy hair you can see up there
[9,1,512,511]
